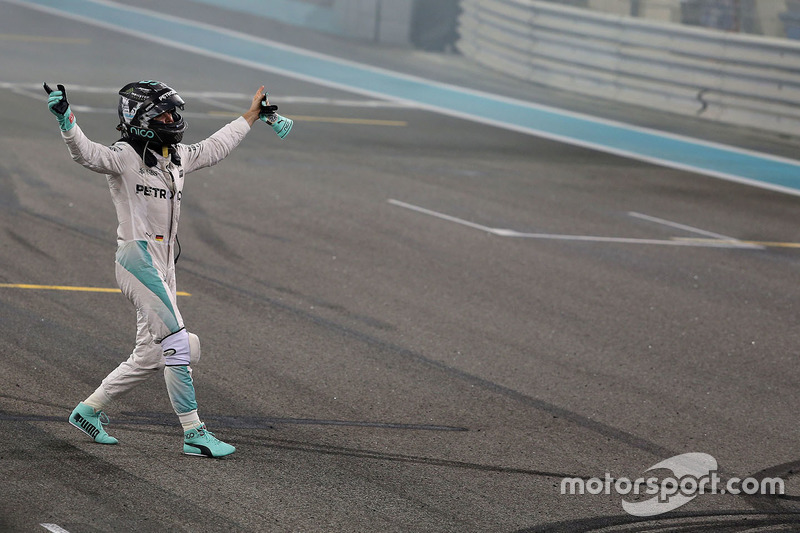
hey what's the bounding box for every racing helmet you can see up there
[117,80,187,145]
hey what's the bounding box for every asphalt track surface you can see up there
[2,1,800,532]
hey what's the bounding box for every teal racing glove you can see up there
[44,82,75,131]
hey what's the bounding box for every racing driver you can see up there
[46,80,279,458]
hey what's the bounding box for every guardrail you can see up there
[457,0,800,137]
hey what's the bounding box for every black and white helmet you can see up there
[117,80,187,145]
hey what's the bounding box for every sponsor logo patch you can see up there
[74,413,100,439]
[135,183,182,200]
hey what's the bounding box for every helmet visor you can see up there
[144,91,185,121]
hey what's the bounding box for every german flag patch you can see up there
[155,235,164,242]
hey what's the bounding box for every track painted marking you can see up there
[388,200,764,249]
[6,0,800,195]
[0,283,191,296]
[1,82,406,125]
[288,115,405,126]
[0,33,89,43]
[674,238,800,249]
[207,110,406,126]
[0,82,412,107]
[389,199,498,234]
[627,211,754,244]
[39,104,407,126]
[40,525,71,533]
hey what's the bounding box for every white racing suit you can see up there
[62,117,251,422]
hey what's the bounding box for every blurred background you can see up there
[214,0,800,139]
[535,0,800,38]
[234,0,800,49]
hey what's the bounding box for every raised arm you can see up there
[45,82,127,175]
[180,86,265,173]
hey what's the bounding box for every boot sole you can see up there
[183,444,234,458]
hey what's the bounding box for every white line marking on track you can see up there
[0,82,413,107]
[40,524,71,533]
[388,199,498,234]
[195,95,244,113]
[627,211,753,243]
[388,200,760,249]
[46,105,406,126]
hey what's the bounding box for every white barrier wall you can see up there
[457,0,800,136]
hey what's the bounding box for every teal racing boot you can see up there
[183,424,235,458]
[69,402,118,444]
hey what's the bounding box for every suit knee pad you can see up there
[188,332,201,365]
[161,329,190,365]
[162,329,201,366]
